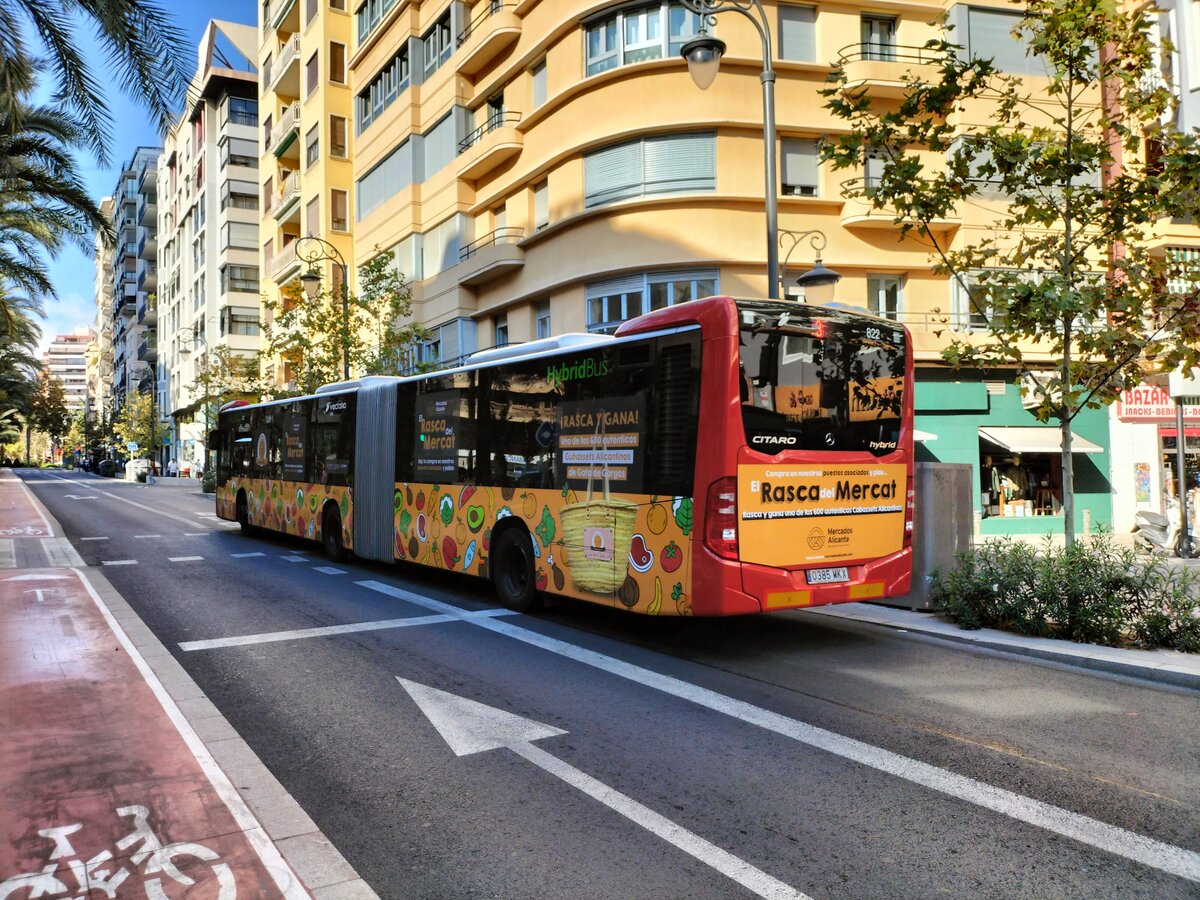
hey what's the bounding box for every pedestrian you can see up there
[168,458,178,478]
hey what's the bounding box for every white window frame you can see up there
[586,269,719,333]
[585,2,704,77]
[867,274,903,320]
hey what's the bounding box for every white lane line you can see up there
[169,556,204,563]
[14,474,55,536]
[102,560,138,566]
[72,569,311,899]
[281,555,307,563]
[183,532,209,537]
[179,608,515,651]
[231,552,266,558]
[313,566,344,575]
[358,579,1200,884]
[134,534,162,539]
[46,473,219,531]
[80,536,109,541]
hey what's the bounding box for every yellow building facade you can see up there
[259,0,356,387]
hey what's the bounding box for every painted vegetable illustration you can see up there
[496,506,513,520]
[536,568,548,590]
[416,490,426,511]
[628,534,653,572]
[309,493,319,514]
[661,540,682,573]
[673,497,693,536]
[536,505,556,547]
[550,555,565,590]
[672,581,691,616]
[406,484,413,505]
[501,486,516,501]
[648,577,663,615]
[408,535,419,559]
[616,572,639,608]
[466,505,486,533]
[439,493,454,525]
[463,540,477,572]
[441,536,459,568]
[646,497,668,535]
[399,509,412,537]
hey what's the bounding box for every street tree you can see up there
[261,248,428,396]
[25,370,69,460]
[822,0,1200,549]
[185,343,265,427]
[112,391,168,461]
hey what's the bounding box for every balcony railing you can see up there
[271,170,300,219]
[835,42,943,66]
[459,227,524,262]
[271,102,300,156]
[457,0,507,46]
[458,111,522,153]
[267,34,300,93]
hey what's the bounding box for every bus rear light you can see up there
[705,477,739,560]
[904,476,915,547]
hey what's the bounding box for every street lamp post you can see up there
[779,229,843,306]
[679,0,779,298]
[296,236,351,382]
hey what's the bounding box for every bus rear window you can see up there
[738,304,905,455]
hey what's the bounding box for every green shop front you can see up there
[913,369,1112,536]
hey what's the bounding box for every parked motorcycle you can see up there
[1134,502,1198,558]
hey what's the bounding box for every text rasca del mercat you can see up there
[558,409,640,430]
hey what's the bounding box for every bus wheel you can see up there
[323,507,347,562]
[492,527,540,613]
[236,493,253,534]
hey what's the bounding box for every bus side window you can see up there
[395,383,417,483]
[482,367,556,490]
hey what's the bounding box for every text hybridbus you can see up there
[213,296,914,616]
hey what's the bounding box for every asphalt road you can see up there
[20,469,1200,899]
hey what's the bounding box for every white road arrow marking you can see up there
[397,678,810,900]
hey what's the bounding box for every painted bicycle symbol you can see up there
[0,805,236,899]
[0,526,46,536]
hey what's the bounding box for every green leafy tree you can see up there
[822,0,1200,552]
[186,343,265,427]
[261,248,427,396]
[25,370,70,459]
[112,390,168,460]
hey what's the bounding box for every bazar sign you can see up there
[1116,385,1200,422]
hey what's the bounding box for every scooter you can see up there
[1134,502,1198,558]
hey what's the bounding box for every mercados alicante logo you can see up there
[547,356,609,388]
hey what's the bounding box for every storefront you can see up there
[913,369,1112,537]
[1110,385,1200,531]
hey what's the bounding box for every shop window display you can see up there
[980,450,1059,517]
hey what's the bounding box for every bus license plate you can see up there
[806,567,849,585]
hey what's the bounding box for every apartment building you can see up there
[106,146,161,437]
[159,20,261,473]
[259,0,355,387]
[42,329,92,412]
[87,196,115,427]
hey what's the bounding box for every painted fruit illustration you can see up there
[441,536,459,569]
[647,497,668,535]
[416,490,425,511]
[521,492,537,519]
[439,494,454,525]
[628,534,653,572]
[483,527,492,551]
[408,536,419,559]
[308,493,318,514]
[395,532,406,559]
[616,573,640,608]
[501,487,515,501]
[672,582,691,616]
[406,484,413,505]
[463,540,477,572]
[456,523,468,543]
[661,540,682,573]
[535,506,555,547]
[536,568,548,590]
[466,505,486,533]
[340,495,350,517]
[399,509,412,537]
[416,513,428,542]
[648,577,663,615]
[394,489,403,512]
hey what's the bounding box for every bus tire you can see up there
[236,492,253,534]
[323,506,347,562]
[492,526,539,613]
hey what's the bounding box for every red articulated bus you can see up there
[214,296,913,615]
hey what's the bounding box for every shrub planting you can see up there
[932,534,1200,652]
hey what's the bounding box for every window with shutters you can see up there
[423,113,456,179]
[221,179,258,211]
[306,124,320,167]
[331,189,349,231]
[306,197,320,236]
[221,265,259,294]
[330,115,347,157]
[586,269,718,333]
[330,42,346,83]
[356,138,412,221]
[534,180,549,230]
[220,136,257,169]
[781,138,819,196]
[965,8,1046,76]
[778,5,816,61]
[306,52,319,96]
[531,59,547,108]
[584,133,715,208]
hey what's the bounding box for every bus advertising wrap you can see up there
[737,463,906,566]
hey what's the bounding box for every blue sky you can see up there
[35,0,257,354]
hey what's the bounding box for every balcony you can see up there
[270,239,301,283]
[838,177,960,235]
[457,112,523,181]
[269,0,298,34]
[136,190,157,227]
[271,102,300,162]
[113,285,136,319]
[271,170,301,221]
[136,258,158,292]
[137,335,157,363]
[457,228,525,286]
[136,292,157,326]
[137,228,157,260]
[267,34,300,98]
[834,43,943,100]
[456,2,521,77]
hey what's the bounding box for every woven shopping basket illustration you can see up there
[560,415,637,593]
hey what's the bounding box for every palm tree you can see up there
[0,0,188,162]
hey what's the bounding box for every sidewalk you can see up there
[808,602,1200,689]
[0,470,376,899]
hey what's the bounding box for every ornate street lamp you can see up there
[296,235,351,382]
[780,229,842,306]
[680,0,779,298]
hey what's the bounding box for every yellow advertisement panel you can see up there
[738,463,906,567]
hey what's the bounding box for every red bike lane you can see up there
[0,566,305,898]
[0,470,53,538]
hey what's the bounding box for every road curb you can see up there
[806,604,1200,690]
